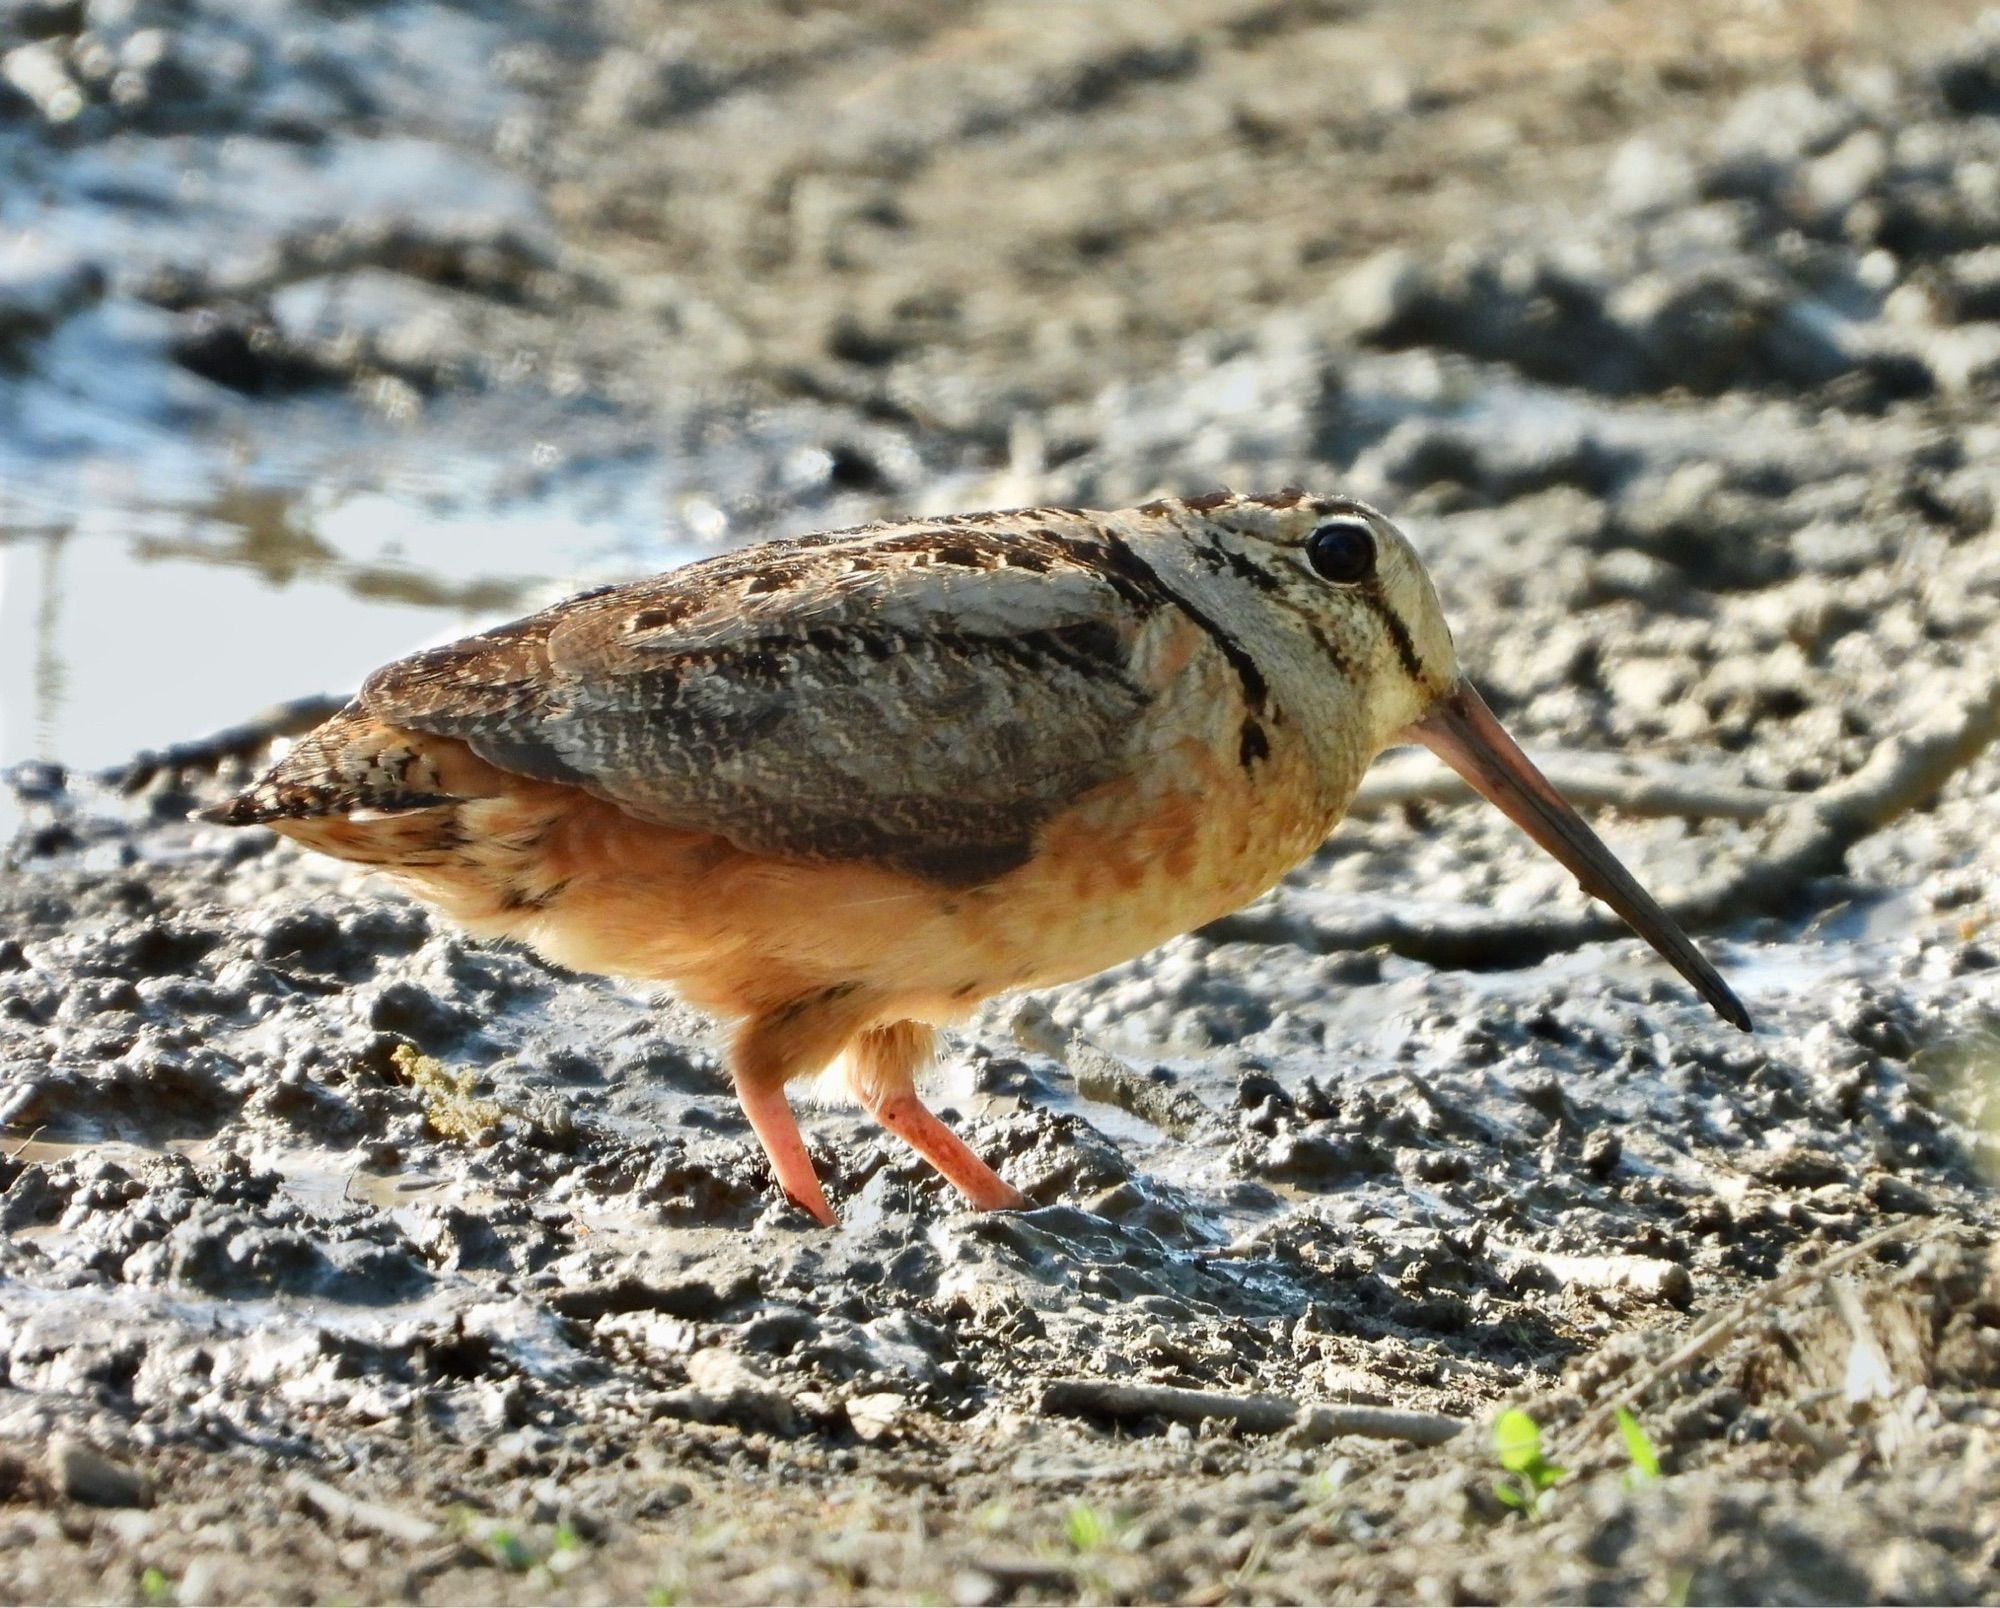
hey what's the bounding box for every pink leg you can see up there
[735,1076,836,1226]
[849,1022,1027,1212]
[872,1093,1028,1211]
[732,1001,865,1227]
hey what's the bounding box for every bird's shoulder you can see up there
[364,507,1187,717]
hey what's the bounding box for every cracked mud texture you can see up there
[5,1,2000,1603]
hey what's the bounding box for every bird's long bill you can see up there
[1403,679,1752,1031]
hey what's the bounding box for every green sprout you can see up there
[1617,1406,1662,1484]
[481,1526,535,1571]
[1064,1501,1115,1552]
[139,1567,174,1606]
[1492,1408,1566,1518]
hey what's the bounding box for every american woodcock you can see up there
[202,490,1750,1224]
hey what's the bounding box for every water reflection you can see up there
[128,483,539,613]
[0,474,677,781]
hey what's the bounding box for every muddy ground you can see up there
[4,1,2000,1603]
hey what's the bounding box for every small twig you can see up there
[104,694,350,792]
[1288,1403,1468,1447]
[1350,748,1784,821]
[1039,1378,1466,1446]
[1493,1247,1694,1307]
[545,1272,753,1322]
[1042,1379,1299,1434]
[1011,1002,1213,1137]
[291,1473,440,1545]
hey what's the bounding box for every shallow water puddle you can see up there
[0,464,704,778]
[6,1130,440,1206]
[6,1135,205,1170]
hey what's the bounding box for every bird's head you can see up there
[1132,489,1750,1032]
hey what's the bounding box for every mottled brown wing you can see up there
[361,524,1163,886]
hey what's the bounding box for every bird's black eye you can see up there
[1305,518,1376,584]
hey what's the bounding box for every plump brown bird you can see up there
[202,490,1749,1223]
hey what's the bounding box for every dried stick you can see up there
[1011,1002,1213,1137]
[1495,1247,1694,1306]
[292,1474,440,1545]
[1349,749,1783,821]
[1039,1378,1465,1446]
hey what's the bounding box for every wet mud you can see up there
[4,1,2000,1603]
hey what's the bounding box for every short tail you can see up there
[194,703,455,827]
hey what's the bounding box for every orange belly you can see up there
[280,722,1340,1034]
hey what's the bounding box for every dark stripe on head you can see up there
[1299,617,1357,681]
[1247,487,1307,508]
[1360,589,1425,684]
[1093,532,1269,715]
[1030,527,1164,611]
[1190,534,1284,595]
